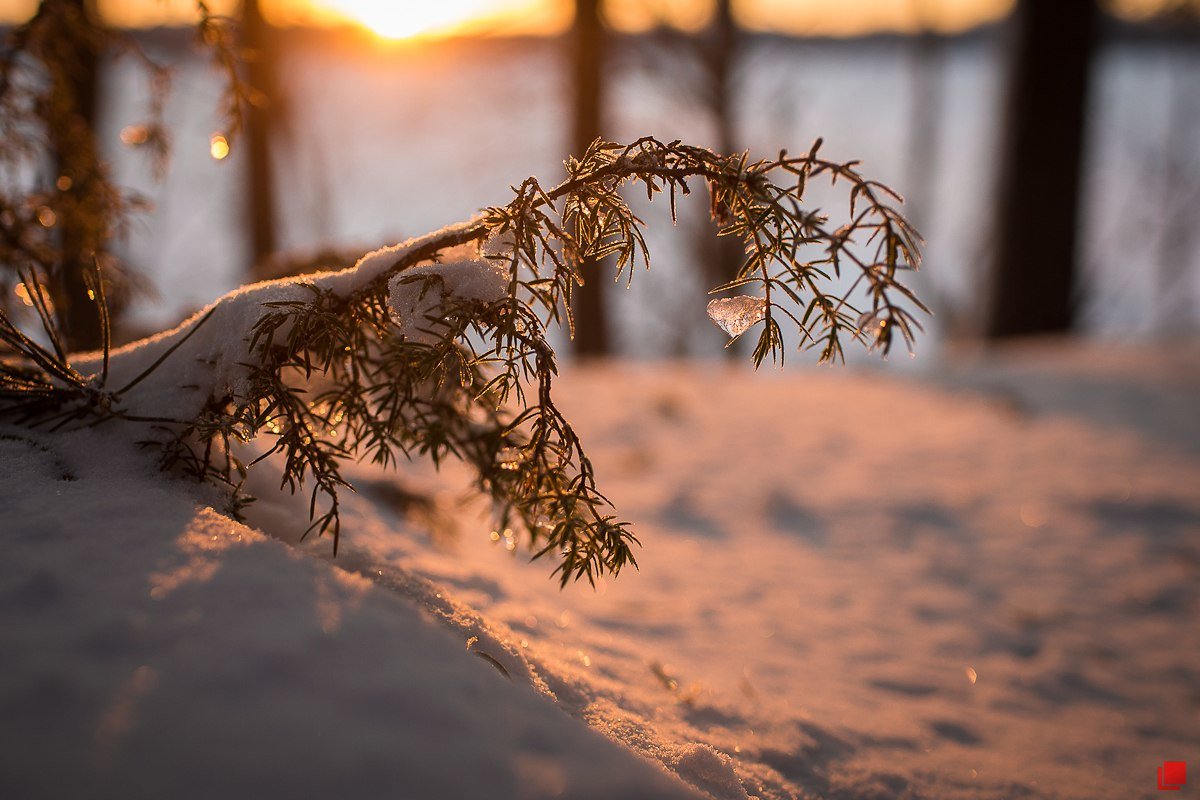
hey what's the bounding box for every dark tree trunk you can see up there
[46,0,103,351]
[569,0,609,357]
[985,0,1100,339]
[242,0,278,276]
[701,0,744,358]
[707,0,737,166]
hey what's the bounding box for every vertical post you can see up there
[708,0,736,163]
[985,0,1100,338]
[570,0,609,357]
[702,0,743,358]
[46,0,104,350]
[242,0,278,275]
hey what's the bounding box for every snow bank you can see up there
[264,343,1197,800]
[0,427,701,800]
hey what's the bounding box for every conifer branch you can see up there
[0,137,924,586]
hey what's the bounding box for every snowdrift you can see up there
[2,342,1198,799]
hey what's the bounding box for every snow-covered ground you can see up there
[0,426,703,800]
[3,340,1197,799]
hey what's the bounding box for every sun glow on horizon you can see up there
[317,0,525,40]
[0,0,1195,38]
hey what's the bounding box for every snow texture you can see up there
[3,339,1198,800]
[706,297,766,338]
[388,255,508,343]
[69,230,483,433]
[0,428,701,800]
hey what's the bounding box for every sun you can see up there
[320,0,509,40]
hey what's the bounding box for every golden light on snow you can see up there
[93,664,160,758]
[1019,503,1046,529]
[209,134,231,161]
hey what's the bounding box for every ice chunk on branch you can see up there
[706,296,766,338]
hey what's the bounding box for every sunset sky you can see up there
[0,0,1191,39]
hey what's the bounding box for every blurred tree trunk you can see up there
[570,0,609,357]
[904,0,942,234]
[985,0,1099,338]
[45,0,103,350]
[705,0,737,183]
[241,0,278,277]
[700,0,743,358]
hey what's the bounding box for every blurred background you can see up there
[2,0,1198,362]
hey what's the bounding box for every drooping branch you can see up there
[1,137,924,586]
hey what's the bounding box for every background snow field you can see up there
[1,342,1197,799]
